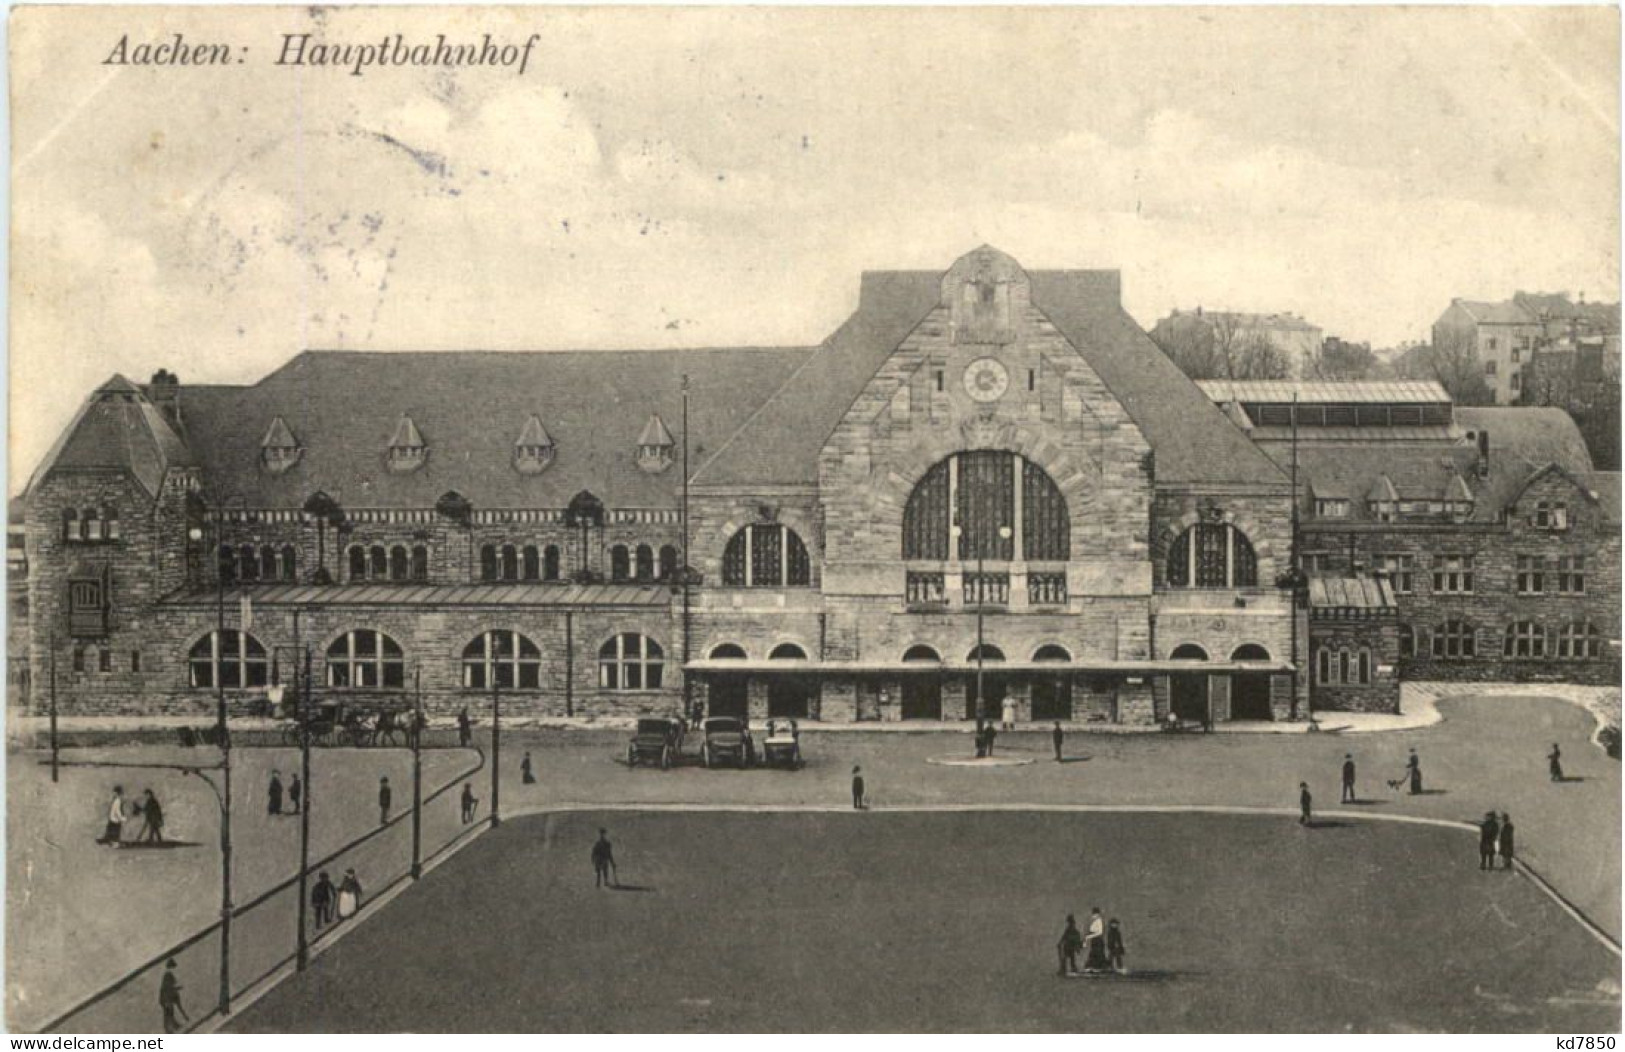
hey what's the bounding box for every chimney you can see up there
[144,369,181,428]
[1476,429,1490,479]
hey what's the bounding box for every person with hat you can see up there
[1478,812,1500,870]
[158,959,187,1033]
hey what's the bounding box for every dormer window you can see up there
[387,414,428,473]
[513,415,556,475]
[1535,501,1569,531]
[260,416,304,474]
[635,414,675,474]
[1314,499,1348,519]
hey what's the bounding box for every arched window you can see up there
[902,452,1070,562]
[966,643,1005,663]
[1231,644,1271,662]
[1166,523,1258,588]
[544,545,561,581]
[349,546,368,581]
[462,630,542,690]
[1504,622,1548,659]
[326,629,405,689]
[500,544,518,582]
[188,630,269,689]
[522,545,540,581]
[369,546,387,579]
[1316,647,1332,685]
[480,544,498,582]
[1033,644,1072,662]
[610,545,630,583]
[281,545,298,582]
[61,508,79,541]
[104,507,120,541]
[238,545,259,582]
[390,546,409,582]
[769,642,808,660]
[411,545,429,582]
[635,544,655,582]
[659,545,679,581]
[721,525,811,587]
[599,633,663,691]
[1398,625,1417,658]
[709,643,748,660]
[83,508,102,542]
[1170,643,1209,661]
[1357,650,1372,685]
[261,547,279,581]
[1557,622,1602,660]
[1432,620,1476,659]
[902,644,941,663]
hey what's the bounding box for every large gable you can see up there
[28,375,196,498]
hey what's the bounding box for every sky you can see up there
[9,5,1620,490]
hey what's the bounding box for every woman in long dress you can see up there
[337,868,362,921]
[1082,908,1110,973]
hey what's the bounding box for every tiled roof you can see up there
[1196,380,1450,404]
[28,374,197,498]
[175,347,811,510]
[161,581,669,607]
[1308,576,1395,611]
[1455,408,1594,476]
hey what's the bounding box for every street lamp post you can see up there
[490,675,501,828]
[953,522,1012,730]
[411,667,423,879]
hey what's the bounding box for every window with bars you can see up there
[1167,523,1258,588]
[902,452,1070,564]
[1022,460,1069,560]
[1504,622,1547,658]
[957,452,1015,561]
[189,630,269,689]
[462,630,542,690]
[326,629,405,689]
[1431,555,1474,594]
[722,525,811,587]
[1431,620,1476,659]
[598,633,664,691]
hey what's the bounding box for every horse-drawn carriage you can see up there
[276,700,414,748]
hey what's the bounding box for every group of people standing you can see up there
[98,786,165,846]
[1057,908,1126,977]
[310,867,365,927]
[267,770,303,816]
[1478,812,1516,870]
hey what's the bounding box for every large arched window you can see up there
[1231,644,1270,662]
[721,524,811,587]
[326,629,405,688]
[599,633,663,691]
[769,642,808,660]
[1166,523,1258,588]
[1504,622,1548,659]
[462,630,542,689]
[1557,622,1602,660]
[902,644,941,663]
[966,643,1005,663]
[902,452,1069,562]
[709,643,748,660]
[1432,620,1476,659]
[1033,644,1071,662]
[1169,643,1208,661]
[188,630,269,689]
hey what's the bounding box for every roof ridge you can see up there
[690,328,840,483]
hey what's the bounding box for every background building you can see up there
[1150,308,1323,379]
[1432,292,1621,405]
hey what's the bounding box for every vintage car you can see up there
[700,717,755,769]
[761,718,802,769]
[627,717,684,769]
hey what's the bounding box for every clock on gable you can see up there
[963,357,1010,403]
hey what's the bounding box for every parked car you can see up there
[700,717,755,769]
[761,718,802,769]
[627,717,684,769]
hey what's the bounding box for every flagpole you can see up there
[681,374,693,724]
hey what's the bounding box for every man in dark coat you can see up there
[851,765,866,810]
[592,829,617,888]
[1498,813,1515,870]
[378,776,392,825]
[311,870,335,928]
[1406,749,1423,794]
[1479,812,1500,870]
[1341,754,1357,803]
[158,959,186,1033]
[1299,782,1313,826]
[1056,914,1083,976]
[1052,721,1064,762]
[460,782,478,824]
[289,773,303,814]
[137,789,165,844]
[1549,744,1564,782]
[268,770,284,816]
[457,706,473,748]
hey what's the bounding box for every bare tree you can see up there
[1422,327,1495,405]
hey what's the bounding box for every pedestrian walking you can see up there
[1057,914,1083,976]
[99,785,127,846]
[461,783,479,824]
[1548,743,1564,782]
[1498,813,1515,870]
[337,869,362,920]
[378,776,392,825]
[311,870,335,928]
[1082,908,1109,973]
[289,773,303,814]
[1478,811,1500,870]
[457,706,472,748]
[1001,699,1016,732]
[1052,721,1064,762]
[521,751,536,785]
[158,959,187,1033]
[851,765,866,810]
[984,722,998,757]
[592,829,617,888]
[268,770,284,816]
[1299,782,1313,826]
[1406,748,1423,795]
[1341,754,1357,803]
[135,789,165,844]
[1107,918,1127,975]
